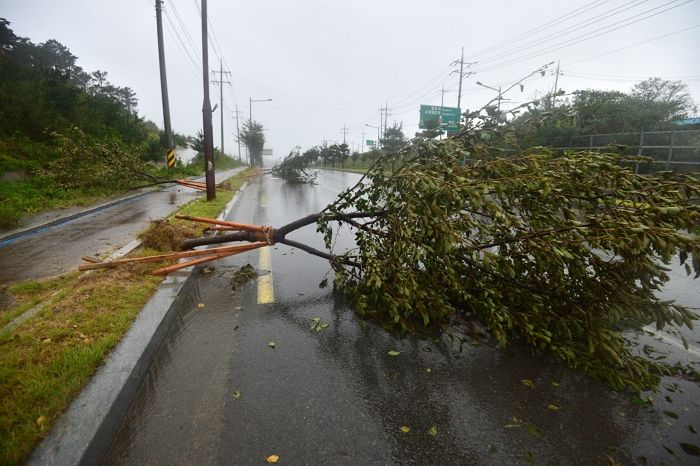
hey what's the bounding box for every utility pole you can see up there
[233,106,243,162]
[360,129,366,154]
[212,58,231,157]
[341,125,349,145]
[200,0,216,200]
[384,101,389,136]
[154,0,174,166]
[551,60,561,108]
[451,47,476,111]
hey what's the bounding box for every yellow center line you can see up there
[257,246,274,304]
[260,192,267,208]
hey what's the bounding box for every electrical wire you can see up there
[471,0,652,65]
[167,0,201,61]
[564,23,700,66]
[463,0,612,60]
[471,0,694,74]
[162,7,200,78]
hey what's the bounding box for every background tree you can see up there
[240,120,265,166]
[380,122,406,153]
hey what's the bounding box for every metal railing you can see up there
[541,129,700,173]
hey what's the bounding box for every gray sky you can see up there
[3,0,699,162]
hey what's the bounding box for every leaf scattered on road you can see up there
[387,350,401,356]
[521,379,535,389]
[266,454,280,463]
[547,404,560,411]
[310,317,329,332]
[400,425,410,433]
[428,426,438,437]
[524,421,545,440]
[232,390,241,399]
[268,341,276,349]
[679,442,700,456]
[197,303,205,309]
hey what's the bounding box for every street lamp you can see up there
[365,124,380,149]
[476,81,502,125]
[249,97,272,124]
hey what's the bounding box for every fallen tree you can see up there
[176,137,700,390]
[82,89,700,389]
[270,146,318,184]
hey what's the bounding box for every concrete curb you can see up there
[27,179,249,466]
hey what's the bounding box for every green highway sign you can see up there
[419,105,461,131]
[366,139,376,146]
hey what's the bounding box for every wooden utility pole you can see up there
[155,0,174,165]
[341,125,349,145]
[212,58,231,157]
[551,60,561,108]
[233,106,243,162]
[384,102,389,136]
[200,0,216,200]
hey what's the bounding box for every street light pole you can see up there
[365,124,379,149]
[249,97,272,125]
[476,81,503,125]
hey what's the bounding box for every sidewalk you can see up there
[0,168,244,284]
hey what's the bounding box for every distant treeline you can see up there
[0,18,187,167]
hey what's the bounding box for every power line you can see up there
[167,0,201,61]
[564,23,700,66]
[463,0,613,60]
[471,0,693,74]
[161,7,200,78]
[472,0,652,65]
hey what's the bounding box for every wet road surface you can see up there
[0,168,242,284]
[105,170,700,465]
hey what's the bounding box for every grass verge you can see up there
[0,167,256,465]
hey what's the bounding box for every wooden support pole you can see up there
[175,214,269,233]
[78,242,267,271]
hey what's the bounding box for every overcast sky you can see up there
[3,0,699,163]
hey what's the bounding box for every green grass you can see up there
[0,168,255,465]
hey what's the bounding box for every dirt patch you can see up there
[138,219,199,252]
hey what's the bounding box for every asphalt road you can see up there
[104,170,700,465]
[0,168,242,284]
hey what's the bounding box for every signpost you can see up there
[366,140,376,146]
[419,105,461,132]
[166,148,176,168]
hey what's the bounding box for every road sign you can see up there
[166,149,176,168]
[419,105,461,131]
[366,140,376,146]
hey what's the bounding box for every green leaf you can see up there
[680,443,700,456]
[428,425,438,437]
[267,341,276,349]
[521,379,536,389]
[524,421,545,440]
[232,390,241,399]
[524,451,535,464]
[664,410,679,419]
[387,350,401,356]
